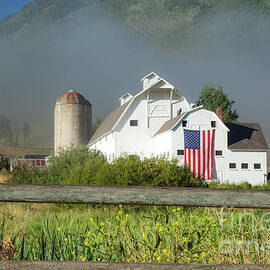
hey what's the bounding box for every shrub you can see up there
[46,145,105,184]
[64,153,206,187]
[9,147,206,187]
[9,165,48,184]
[209,180,252,189]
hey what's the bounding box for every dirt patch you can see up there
[0,174,8,183]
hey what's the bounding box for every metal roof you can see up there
[56,90,91,106]
[226,123,269,151]
[89,100,131,145]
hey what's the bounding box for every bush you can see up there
[46,145,105,184]
[9,165,48,184]
[209,180,252,189]
[8,146,206,187]
[62,152,206,187]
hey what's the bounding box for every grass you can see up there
[0,203,270,263]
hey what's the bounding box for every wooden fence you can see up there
[1,183,270,269]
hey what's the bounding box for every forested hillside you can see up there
[0,0,270,46]
[0,0,270,149]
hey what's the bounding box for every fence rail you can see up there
[0,261,269,269]
[1,183,270,269]
[0,183,270,208]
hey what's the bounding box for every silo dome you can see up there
[54,90,92,154]
[56,90,91,106]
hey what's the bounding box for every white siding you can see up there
[89,132,116,160]
[154,132,172,158]
[221,151,267,185]
[169,108,267,185]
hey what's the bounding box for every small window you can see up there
[211,121,216,128]
[254,163,261,169]
[229,163,236,169]
[177,149,184,156]
[241,163,248,169]
[216,150,222,156]
[182,120,187,127]
[130,120,138,126]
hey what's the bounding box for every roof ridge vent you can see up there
[119,92,133,106]
[141,72,162,90]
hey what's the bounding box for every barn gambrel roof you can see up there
[88,73,187,146]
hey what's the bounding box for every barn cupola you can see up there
[141,72,161,90]
[119,92,133,106]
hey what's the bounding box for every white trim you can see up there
[90,73,190,146]
[141,72,160,81]
[118,92,133,100]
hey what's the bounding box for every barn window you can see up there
[229,163,236,169]
[254,163,261,169]
[211,121,216,128]
[216,150,222,156]
[182,120,187,127]
[130,120,138,126]
[241,163,248,169]
[177,149,184,155]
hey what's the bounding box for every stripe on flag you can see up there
[184,129,215,179]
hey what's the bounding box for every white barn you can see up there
[89,72,269,185]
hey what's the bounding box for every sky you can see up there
[0,1,270,147]
[0,0,33,20]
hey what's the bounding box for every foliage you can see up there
[46,145,105,184]
[65,154,204,187]
[8,145,205,187]
[92,118,103,135]
[0,114,14,146]
[1,0,270,43]
[196,83,239,123]
[209,180,252,189]
[1,203,270,263]
[22,122,31,146]
[8,165,48,184]
[0,157,9,171]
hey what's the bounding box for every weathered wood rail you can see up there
[0,183,270,208]
[0,261,269,269]
[1,183,270,269]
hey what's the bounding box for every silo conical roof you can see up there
[56,90,91,106]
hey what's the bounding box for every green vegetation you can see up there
[22,122,31,146]
[4,146,270,263]
[9,145,204,187]
[0,114,34,147]
[1,203,270,263]
[196,83,239,123]
[8,145,269,189]
[92,118,102,135]
[1,0,270,44]
[0,114,13,146]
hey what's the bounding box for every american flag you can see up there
[184,129,215,179]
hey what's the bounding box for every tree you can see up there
[22,122,31,146]
[92,118,103,134]
[0,115,14,146]
[196,83,239,123]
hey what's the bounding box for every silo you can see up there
[54,90,92,154]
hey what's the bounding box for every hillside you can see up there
[0,0,270,148]
[0,0,270,45]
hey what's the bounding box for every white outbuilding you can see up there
[88,72,269,185]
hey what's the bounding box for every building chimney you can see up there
[216,107,223,121]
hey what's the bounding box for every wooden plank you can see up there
[1,184,270,208]
[0,261,269,270]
